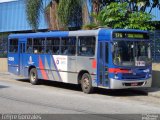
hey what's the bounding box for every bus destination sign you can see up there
[113,32,149,39]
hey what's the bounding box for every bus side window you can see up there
[61,37,76,56]
[27,38,33,53]
[9,39,18,53]
[78,36,96,56]
[46,37,60,55]
[33,38,45,54]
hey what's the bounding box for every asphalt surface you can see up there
[0,72,160,120]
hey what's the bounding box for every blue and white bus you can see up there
[8,28,152,93]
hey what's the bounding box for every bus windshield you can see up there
[112,40,151,67]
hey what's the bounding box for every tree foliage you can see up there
[94,2,128,28]
[127,11,155,30]
[26,0,42,31]
[90,0,160,13]
[57,0,82,30]
[84,2,155,30]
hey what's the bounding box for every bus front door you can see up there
[98,42,109,87]
[19,42,26,76]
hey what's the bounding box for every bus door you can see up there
[98,42,109,87]
[19,41,26,75]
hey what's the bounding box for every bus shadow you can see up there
[16,79,82,92]
[41,80,82,92]
[94,88,148,97]
[0,85,9,89]
[16,79,148,97]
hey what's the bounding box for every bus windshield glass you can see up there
[112,41,151,67]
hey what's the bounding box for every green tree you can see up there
[127,11,155,30]
[26,0,42,31]
[84,2,155,30]
[88,0,160,24]
[94,2,128,28]
[57,0,82,30]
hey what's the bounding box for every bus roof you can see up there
[8,28,148,39]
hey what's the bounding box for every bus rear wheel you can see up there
[81,73,93,94]
[29,68,39,85]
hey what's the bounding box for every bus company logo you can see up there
[28,56,34,65]
[8,57,14,61]
[56,59,59,65]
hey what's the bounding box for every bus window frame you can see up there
[60,37,77,56]
[77,36,96,57]
[9,38,19,53]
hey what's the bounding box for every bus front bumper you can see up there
[110,78,152,89]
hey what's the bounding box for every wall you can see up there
[0,58,7,72]
[0,0,50,32]
[152,63,160,88]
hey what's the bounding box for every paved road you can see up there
[0,73,160,120]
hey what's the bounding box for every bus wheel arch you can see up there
[78,70,89,84]
[28,66,36,76]
[28,66,39,85]
[78,70,94,94]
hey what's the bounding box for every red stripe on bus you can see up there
[92,59,97,69]
[108,68,130,73]
[39,57,48,80]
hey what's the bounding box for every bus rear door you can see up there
[19,41,26,76]
[98,42,109,87]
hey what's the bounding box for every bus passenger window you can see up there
[33,38,45,54]
[78,36,96,56]
[27,38,33,53]
[9,39,18,53]
[61,37,76,56]
[27,46,33,53]
[46,37,60,55]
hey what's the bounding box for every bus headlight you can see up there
[149,74,152,77]
[143,69,150,73]
[114,74,119,79]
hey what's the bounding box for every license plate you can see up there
[131,83,138,86]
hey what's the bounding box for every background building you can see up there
[0,0,50,33]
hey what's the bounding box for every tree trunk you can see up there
[82,0,90,25]
[50,0,59,30]
[92,0,100,23]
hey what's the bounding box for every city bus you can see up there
[8,28,152,93]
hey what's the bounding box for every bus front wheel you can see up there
[81,73,93,94]
[29,68,39,85]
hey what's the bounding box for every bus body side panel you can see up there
[23,54,40,78]
[52,55,77,84]
[76,56,97,86]
[8,53,19,75]
[38,54,78,84]
[24,54,78,84]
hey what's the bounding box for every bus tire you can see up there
[81,73,93,94]
[29,68,39,85]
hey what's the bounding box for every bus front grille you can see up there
[122,73,146,80]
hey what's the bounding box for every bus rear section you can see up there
[8,38,20,75]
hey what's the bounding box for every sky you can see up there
[0,0,17,3]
